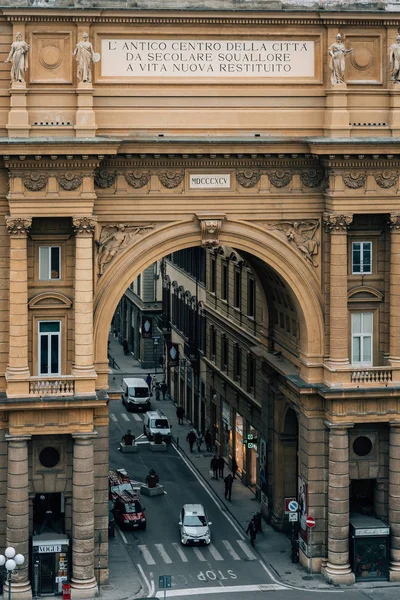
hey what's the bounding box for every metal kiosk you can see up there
[350,514,389,581]
[32,534,70,595]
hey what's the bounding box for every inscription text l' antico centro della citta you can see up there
[101,39,315,78]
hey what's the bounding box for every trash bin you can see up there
[62,583,71,600]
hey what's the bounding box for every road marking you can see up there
[154,543,173,564]
[222,540,240,561]
[236,540,256,561]
[135,433,145,440]
[192,547,206,562]
[132,413,142,421]
[110,414,117,422]
[154,584,287,597]
[121,413,130,421]
[115,525,128,545]
[138,544,156,565]
[172,542,188,562]
[208,544,223,561]
[137,563,152,596]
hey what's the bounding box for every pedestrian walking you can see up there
[217,455,225,478]
[176,405,184,425]
[122,339,129,355]
[210,455,219,479]
[197,431,204,452]
[253,511,263,534]
[224,473,233,501]
[246,517,257,546]
[151,374,157,390]
[161,380,168,400]
[155,381,161,401]
[146,373,152,389]
[187,429,197,453]
[232,457,238,479]
[205,429,212,452]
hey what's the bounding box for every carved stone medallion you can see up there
[374,171,398,189]
[158,170,185,189]
[236,170,261,188]
[342,172,367,189]
[94,168,117,189]
[57,172,83,191]
[22,173,48,191]
[300,168,325,188]
[125,170,151,189]
[268,170,292,188]
[323,212,353,232]
[5,216,32,236]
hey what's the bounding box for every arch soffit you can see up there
[93,219,324,359]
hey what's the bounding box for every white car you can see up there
[179,504,211,545]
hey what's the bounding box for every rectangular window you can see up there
[221,336,228,372]
[351,312,373,366]
[234,270,241,309]
[352,241,372,274]
[210,327,217,362]
[39,246,61,280]
[38,321,61,375]
[210,258,216,294]
[247,354,256,393]
[247,277,255,318]
[222,263,228,301]
[234,344,241,382]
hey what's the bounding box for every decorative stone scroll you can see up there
[236,170,261,188]
[268,170,293,188]
[342,172,367,189]
[94,168,117,189]
[72,216,97,236]
[57,172,83,191]
[125,170,151,189]
[22,173,48,191]
[323,212,353,232]
[158,170,185,189]
[196,213,226,248]
[96,223,155,275]
[374,171,398,189]
[300,168,325,188]
[388,214,400,231]
[266,220,320,267]
[5,216,32,236]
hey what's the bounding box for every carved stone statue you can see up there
[328,33,353,85]
[390,34,400,83]
[5,32,30,83]
[97,223,154,274]
[274,221,320,267]
[72,32,100,83]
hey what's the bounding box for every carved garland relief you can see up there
[23,173,48,191]
[125,170,151,189]
[158,170,185,189]
[94,168,117,189]
[268,170,293,188]
[342,172,367,189]
[236,170,261,188]
[57,172,83,191]
[374,171,398,189]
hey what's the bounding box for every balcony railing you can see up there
[350,368,392,385]
[29,377,75,396]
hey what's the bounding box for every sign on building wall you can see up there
[189,174,231,189]
[101,39,315,78]
[142,317,152,338]
[167,342,180,367]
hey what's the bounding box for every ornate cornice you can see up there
[5,216,32,236]
[125,170,151,189]
[72,216,97,236]
[323,212,353,232]
[57,172,83,191]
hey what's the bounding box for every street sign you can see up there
[284,497,296,514]
[306,516,316,528]
[289,512,298,522]
[159,575,172,589]
[288,500,298,513]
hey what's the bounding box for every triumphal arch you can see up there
[0,0,400,595]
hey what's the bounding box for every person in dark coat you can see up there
[232,457,238,479]
[210,455,219,479]
[161,380,168,400]
[146,373,152,389]
[177,405,184,425]
[224,473,233,501]
[246,517,257,546]
[205,429,212,452]
[122,430,134,445]
[186,429,197,453]
[217,455,225,478]
[122,339,129,355]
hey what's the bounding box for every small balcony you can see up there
[5,374,97,398]
[325,365,397,388]
[29,376,75,396]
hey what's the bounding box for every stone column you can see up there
[389,422,400,581]
[6,435,31,600]
[72,217,97,378]
[324,422,355,585]
[323,213,353,367]
[5,217,32,382]
[71,433,97,596]
[388,215,400,366]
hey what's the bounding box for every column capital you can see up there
[5,434,31,443]
[323,212,353,233]
[72,432,97,442]
[325,420,354,431]
[5,216,32,237]
[72,215,97,236]
[388,214,400,232]
[390,420,400,428]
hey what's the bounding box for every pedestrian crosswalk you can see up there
[136,540,257,566]
[110,411,144,424]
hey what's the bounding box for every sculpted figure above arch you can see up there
[96,223,154,275]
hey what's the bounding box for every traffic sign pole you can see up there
[304,516,316,578]
[309,525,312,576]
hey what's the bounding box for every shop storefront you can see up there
[222,400,232,460]
[350,514,389,581]
[32,534,70,596]
[247,424,258,489]
[235,412,244,475]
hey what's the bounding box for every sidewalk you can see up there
[107,336,400,593]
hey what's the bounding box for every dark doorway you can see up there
[33,493,65,536]
[350,479,375,515]
[40,554,54,594]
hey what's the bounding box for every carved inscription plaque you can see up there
[101,39,315,78]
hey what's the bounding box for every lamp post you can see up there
[0,547,25,600]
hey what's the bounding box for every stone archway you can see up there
[93,218,324,388]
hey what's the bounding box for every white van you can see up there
[143,410,172,442]
[121,378,151,412]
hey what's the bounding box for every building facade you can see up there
[0,0,399,596]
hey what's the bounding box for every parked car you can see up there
[179,504,211,545]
